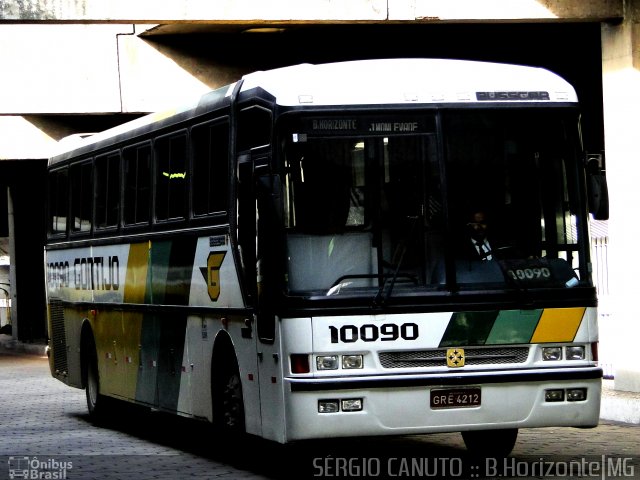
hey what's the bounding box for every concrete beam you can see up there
[0,0,623,23]
[0,116,56,159]
[0,23,225,115]
[0,0,387,22]
[0,24,125,114]
[393,0,623,22]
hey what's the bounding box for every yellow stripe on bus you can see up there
[120,242,150,398]
[124,242,150,304]
[530,307,585,343]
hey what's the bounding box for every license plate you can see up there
[430,388,481,409]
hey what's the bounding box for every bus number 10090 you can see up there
[329,323,419,343]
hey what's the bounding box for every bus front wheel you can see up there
[461,428,518,457]
[213,361,246,437]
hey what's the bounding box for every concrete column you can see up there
[7,186,17,341]
[601,0,640,392]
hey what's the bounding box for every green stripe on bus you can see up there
[150,241,172,304]
[136,314,159,406]
[485,309,542,344]
[439,311,498,347]
[165,236,198,306]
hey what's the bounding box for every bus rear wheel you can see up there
[461,428,518,457]
[85,340,109,421]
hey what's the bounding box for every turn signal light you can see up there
[290,354,310,374]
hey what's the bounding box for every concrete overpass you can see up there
[0,0,638,391]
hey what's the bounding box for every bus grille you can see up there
[379,347,530,369]
[49,298,68,376]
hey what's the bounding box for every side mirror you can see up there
[586,154,609,221]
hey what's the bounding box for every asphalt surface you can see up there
[0,350,638,479]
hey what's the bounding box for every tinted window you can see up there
[155,133,188,221]
[70,161,93,234]
[123,143,151,225]
[237,106,272,152]
[192,120,229,216]
[95,152,121,229]
[48,168,69,236]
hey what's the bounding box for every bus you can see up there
[45,58,608,457]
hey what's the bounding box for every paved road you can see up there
[0,351,638,479]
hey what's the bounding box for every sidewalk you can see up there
[1,334,638,425]
[0,333,47,356]
[601,379,640,425]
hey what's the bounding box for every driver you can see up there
[466,210,494,260]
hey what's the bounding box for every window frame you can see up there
[47,165,70,239]
[122,140,153,229]
[153,129,189,225]
[190,116,231,221]
[68,158,94,238]
[94,150,122,232]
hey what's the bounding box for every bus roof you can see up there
[241,58,577,106]
[49,58,577,163]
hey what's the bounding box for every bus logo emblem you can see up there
[446,348,465,368]
[205,252,226,301]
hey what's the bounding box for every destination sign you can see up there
[476,91,550,101]
[301,116,434,135]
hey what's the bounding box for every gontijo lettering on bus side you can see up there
[47,256,120,291]
[46,237,236,306]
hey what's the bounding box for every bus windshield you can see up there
[281,109,588,299]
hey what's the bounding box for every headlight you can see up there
[318,400,340,413]
[316,355,339,370]
[566,388,587,401]
[545,389,564,402]
[542,346,562,361]
[341,398,363,411]
[566,346,585,360]
[342,355,363,369]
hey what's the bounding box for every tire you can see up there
[85,340,109,422]
[213,361,246,437]
[462,428,518,457]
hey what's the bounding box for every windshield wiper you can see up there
[374,215,419,306]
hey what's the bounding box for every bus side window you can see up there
[123,143,152,226]
[95,152,121,229]
[191,119,230,217]
[155,132,188,221]
[70,160,93,234]
[48,167,69,236]
[237,105,272,152]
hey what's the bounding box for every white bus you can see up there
[45,58,608,456]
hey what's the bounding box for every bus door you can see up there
[251,160,288,443]
[235,152,270,437]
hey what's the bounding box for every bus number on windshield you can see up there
[329,323,419,343]
[507,267,551,280]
